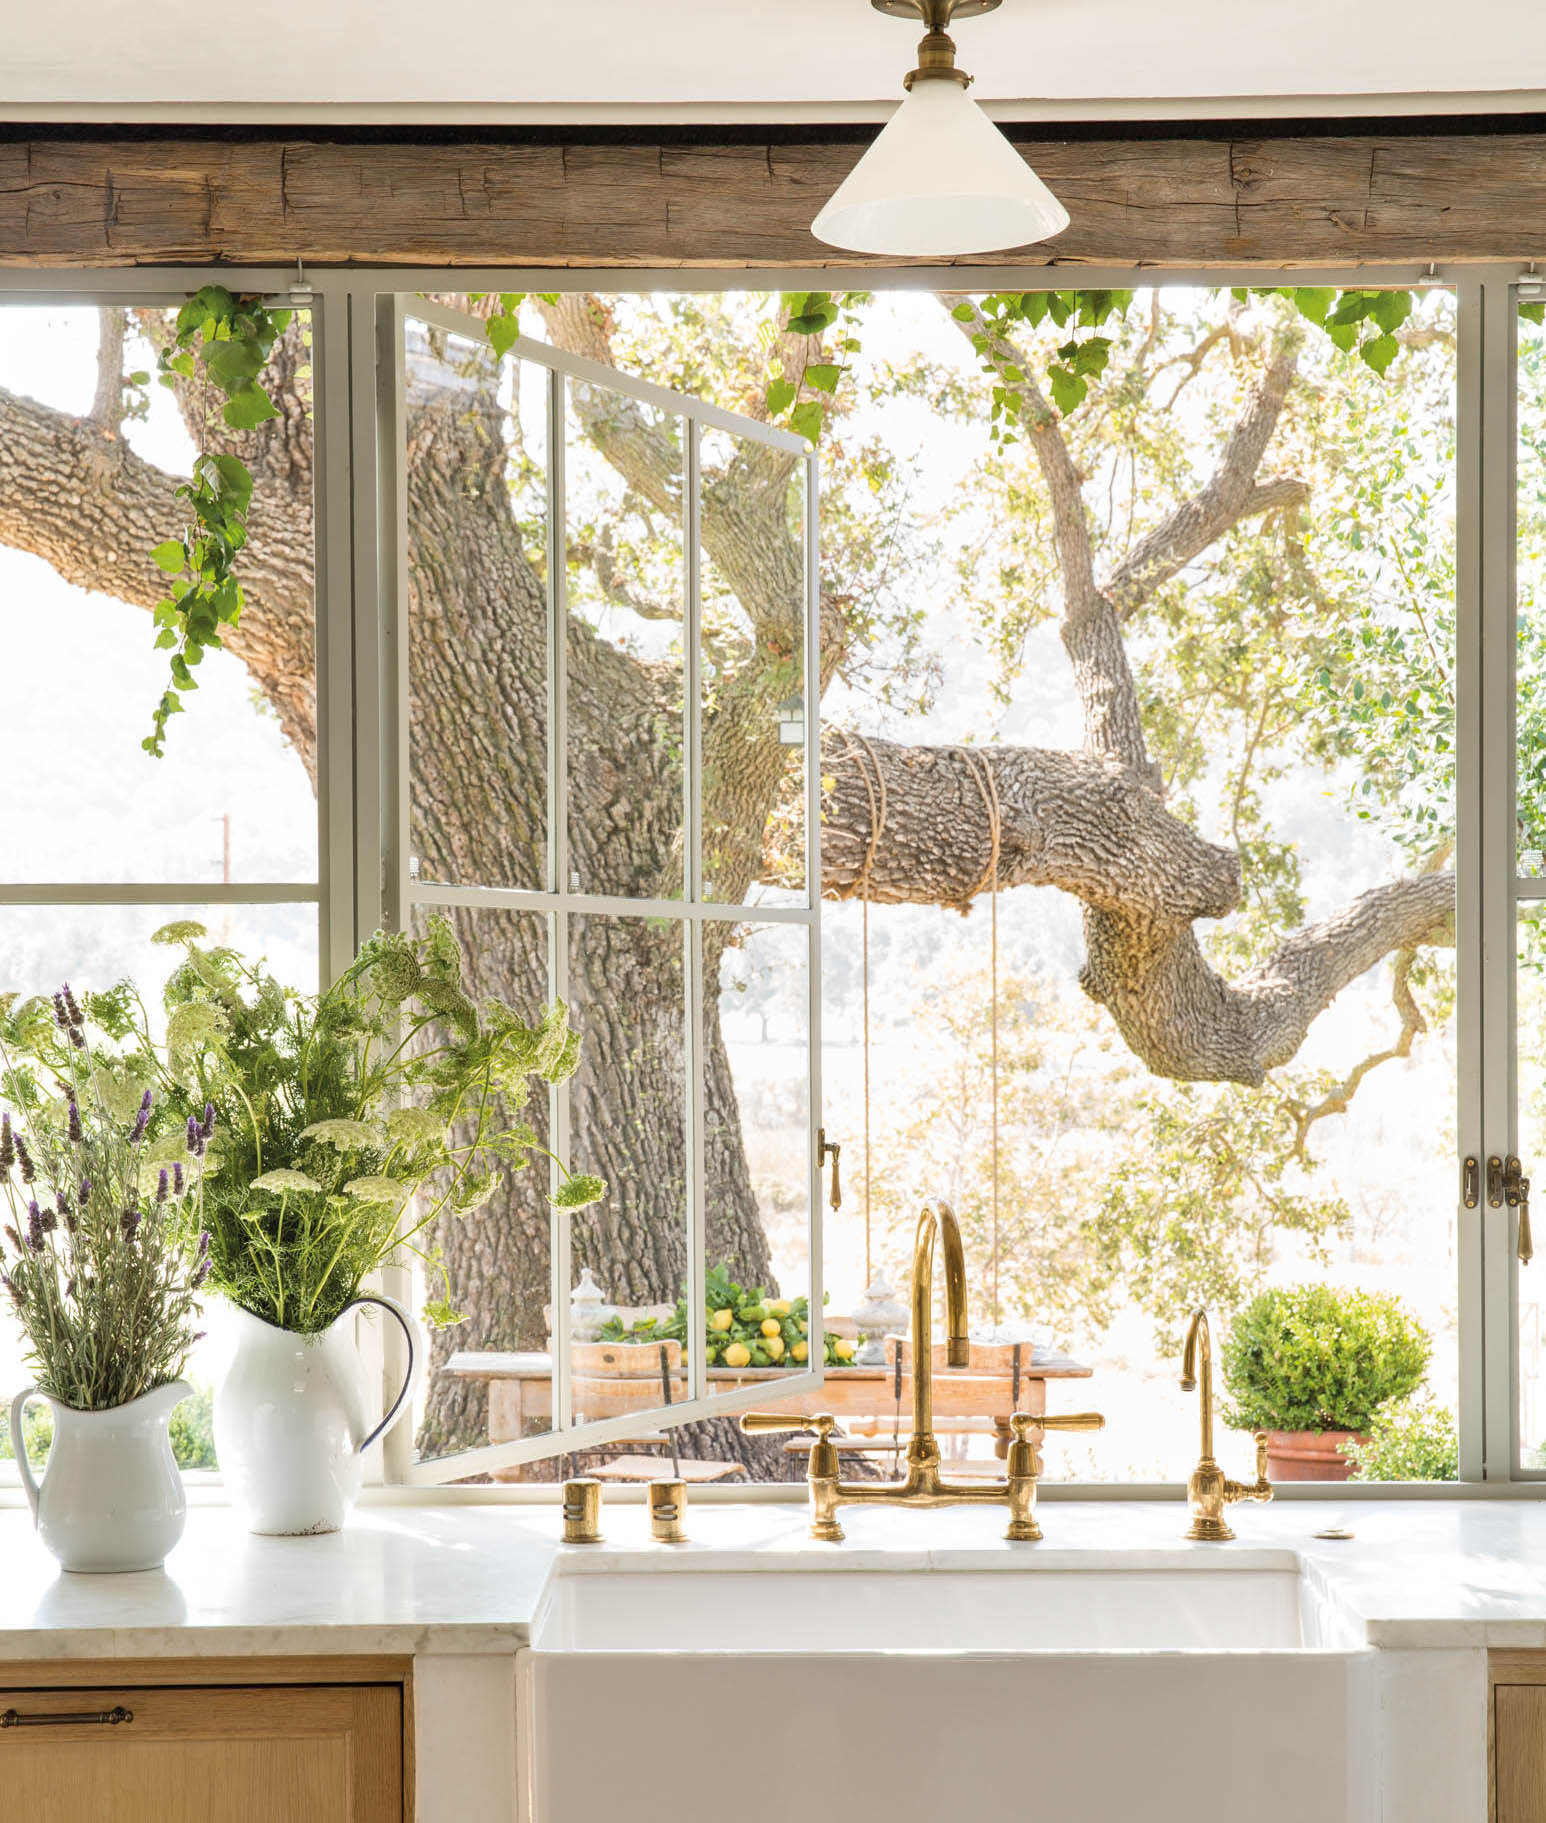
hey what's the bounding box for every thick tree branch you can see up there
[89,308,126,432]
[0,377,317,776]
[821,731,1453,1084]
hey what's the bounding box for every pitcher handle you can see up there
[8,1386,44,1524]
[347,1294,418,1455]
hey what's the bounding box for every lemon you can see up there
[723,1342,752,1369]
[799,1318,809,1335]
[764,1335,786,1362]
[790,1340,809,1363]
[768,1299,792,1317]
[834,1337,856,1362]
[760,1317,782,1338]
[710,1307,734,1332]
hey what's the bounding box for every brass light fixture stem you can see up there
[871,0,1000,89]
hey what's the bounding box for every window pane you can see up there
[405,321,548,893]
[804,285,1459,1485]
[706,920,813,1387]
[1519,302,1546,876]
[0,305,317,885]
[0,901,318,1476]
[566,382,685,900]
[566,911,691,1435]
[699,427,808,908]
[411,904,556,1476]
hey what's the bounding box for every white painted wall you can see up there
[412,1654,518,1823]
[4,0,1545,121]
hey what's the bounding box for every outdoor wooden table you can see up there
[441,1342,1094,1476]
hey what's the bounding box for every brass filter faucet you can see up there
[1180,1308,1271,1541]
[741,1198,1104,1541]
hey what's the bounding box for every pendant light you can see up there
[812,0,1069,258]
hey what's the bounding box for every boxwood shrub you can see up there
[1220,1284,1429,1434]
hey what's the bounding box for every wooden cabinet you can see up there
[1493,1653,1546,1822]
[0,1659,407,1823]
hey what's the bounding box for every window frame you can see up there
[0,258,1536,1498]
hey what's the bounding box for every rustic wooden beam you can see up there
[0,131,1542,268]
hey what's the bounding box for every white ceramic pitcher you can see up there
[213,1294,417,1536]
[10,1379,190,1573]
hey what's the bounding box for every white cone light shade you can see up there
[812,78,1070,257]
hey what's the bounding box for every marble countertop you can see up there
[5,1496,1546,1659]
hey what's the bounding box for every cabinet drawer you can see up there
[0,1682,402,1823]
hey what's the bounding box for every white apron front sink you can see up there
[527,1559,1374,1823]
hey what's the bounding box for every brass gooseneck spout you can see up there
[741,1197,1104,1542]
[1180,1307,1271,1541]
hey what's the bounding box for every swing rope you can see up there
[960,746,1003,1327]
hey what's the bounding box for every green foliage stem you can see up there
[145,286,291,758]
[1220,1282,1429,1434]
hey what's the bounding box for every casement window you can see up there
[2,265,1545,1493]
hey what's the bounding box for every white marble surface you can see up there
[2,1495,1546,1658]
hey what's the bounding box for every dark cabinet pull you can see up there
[0,1705,133,1728]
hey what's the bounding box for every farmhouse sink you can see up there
[526,1559,1375,1823]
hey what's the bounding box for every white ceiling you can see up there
[4,0,1546,122]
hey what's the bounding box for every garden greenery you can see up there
[1220,1283,1429,1434]
[1344,1394,1458,1481]
[144,285,292,758]
[600,1263,850,1370]
[120,918,604,1334]
[0,985,209,1409]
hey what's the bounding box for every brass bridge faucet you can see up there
[1180,1307,1271,1541]
[740,1198,1103,1542]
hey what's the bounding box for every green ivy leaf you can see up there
[788,400,824,445]
[765,377,797,417]
[804,362,842,395]
[150,540,186,574]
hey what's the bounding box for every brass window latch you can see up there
[817,1128,842,1211]
[1482,1154,1533,1265]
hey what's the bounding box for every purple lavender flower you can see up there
[1,1275,18,1306]
[64,1277,75,1299]
[173,1161,185,1195]
[200,1102,215,1141]
[191,1255,211,1289]
[186,1115,201,1155]
[129,1088,153,1146]
[0,1115,13,1172]
[156,1168,169,1205]
[39,1207,56,1234]
[62,983,83,1028]
[64,1212,77,1236]
[120,1208,141,1242]
[78,1176,91,1205]
[198,1229,210,1256]
[26,1204,44,1252]
[3,1226,21,1252]
[14,1133,33,1184]
[66,1099,82,1144]
[52,991,69,1032]
[54,1190,68,1216]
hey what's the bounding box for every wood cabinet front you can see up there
[0,1680,403,1823]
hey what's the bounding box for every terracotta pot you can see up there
[1262,1427,1366,1482]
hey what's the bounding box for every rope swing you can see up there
[837,734,1005,1325]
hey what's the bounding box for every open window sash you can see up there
[378,294,825,1485]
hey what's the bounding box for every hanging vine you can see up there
[143,286,291,757]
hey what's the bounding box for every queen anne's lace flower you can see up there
[299,1118,382,1151]
[249,1168,322,1195]
[342,1175,409,1207]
